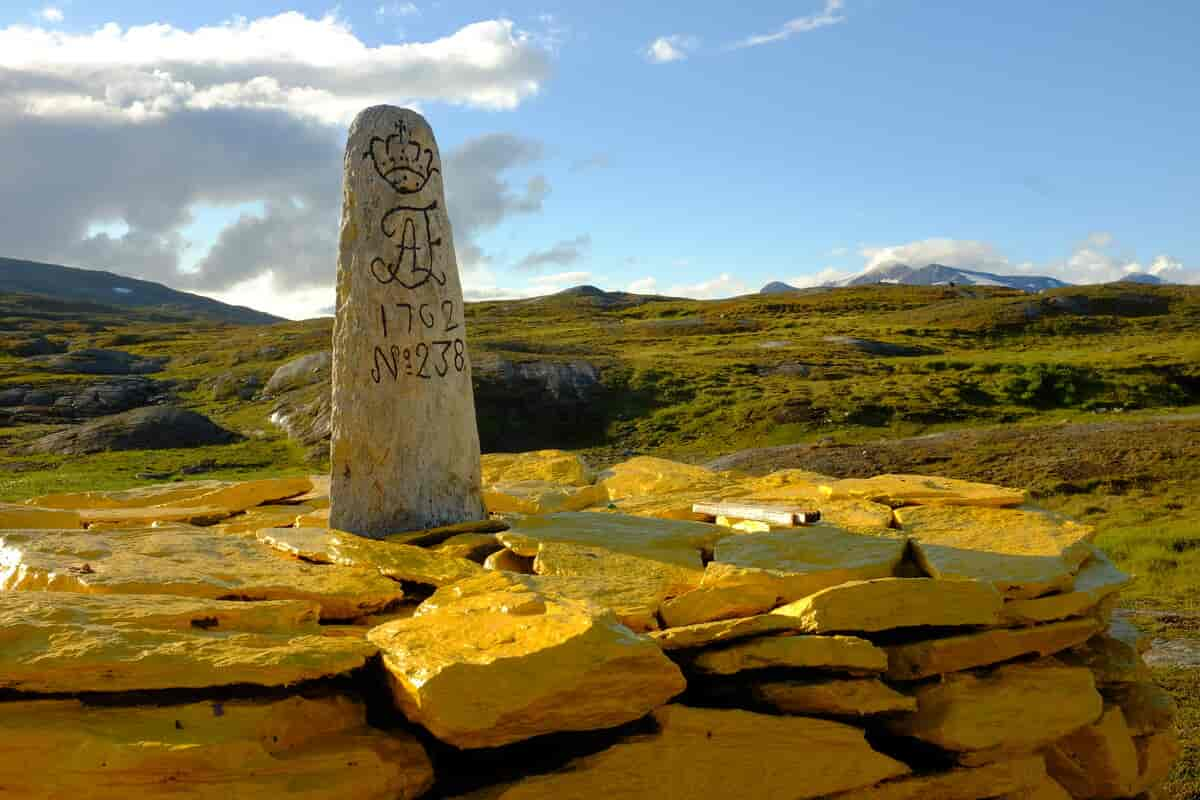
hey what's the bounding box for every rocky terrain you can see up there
[0,452,1180,798]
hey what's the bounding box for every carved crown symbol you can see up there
[364,119,440,195]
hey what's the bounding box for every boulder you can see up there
[209,370,262,400]
[264,350,332,395]
[1103,681,1178,736]
[773,577,1004,633]
[884,617,1103,680]
[0,527,405,621]
[0,592,374,693]
[368,584,685,748]
[749,677,917,716]
[433,532,504,562]
[30,347,167,375]
[0,696,433,800]
[687,634,887,676]
[886,660,1103,761]
[20,406,240,455]
[1132,729,1182,795]
[458,704,909,799]
[821,335,936,357]
[600,456,731,499]
[483,547,535,573]
[1061,627,1152,686]
[896,505,1094,599]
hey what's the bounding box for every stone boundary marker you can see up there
[330,105,485,538]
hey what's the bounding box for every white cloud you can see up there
[786,266,856,287]
[665,272,750,299]
[733,0,845,49]
[39,6,64,23]
[627,276,658,294]
[861,237,1015,274]
[645,34,697,63]
[198,271,334,320]
[0,13,551,124]
[530,270,592,287]
[513,234,591,271]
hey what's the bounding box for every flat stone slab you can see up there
[687,633,887,676]
[650,613,807,651]
[0,528,404,620]
[821,474,1027,508]
[256,527,482,587]
[885,617,1102,680]
[708,526,908,606]
[750,677,917,716]
[368,583,686,748]
[825,756,1048,800]
[500,512,720,563]
[0,696,433,800]
[896,505,1095,599]
[659,579,782,628]
[600,456,733,500]
[0,592,374,693]
[886,659,1103,759]
[156,476,314,511]
[773,578,1004,633]
[481,449,594,487]
[1044,707,1140,799]
[483,481,607,515]
[25,480,230,510]
[0,504,82,529]
[1001,547,1131,623]
[458,705,909,800]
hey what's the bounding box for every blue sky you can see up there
[0,0,1196,317]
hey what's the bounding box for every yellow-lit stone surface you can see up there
[688,633,887,676]
[0,695,434,800]
[160,476,314,511]
[896,505,1094,599]
[481,449,594,487]
[885,617,1102,680]
[434,532,503,562]
[483,481,608,515]
[999,775,1075,800]
[26,480,229,509]
[1001,548,1131,624]
[739,474,897,533]
[822,474,1027,508]
[650,613,806,651]
[716,515,772,533]
[1043,706,1139,799]
[886,660,1103,757]
[420,570,663,632]
[708,526,908,605]
[288,474,331,505]
[826,756,1048,800]
[0,592,374,692]
[600,456,732,499]
[0,528,404,620]
[750,677,917,716]
[774,577,1003,633]
[1133,729,1182,794]
[368,585,686,748]
[0,503,82,529]
[295,507,332,527]
[535,539,701,597]
[483,547,535,573]
[384,518,510,547]
[602,489,749,521]
[214,503,317,535]
[1104,681,1178,735]
[658,580,781,627]
[257,527,483,586]
[499,511,721,562]
[736,469,831,499]
[458,704,909,800]
[80,505,234,526]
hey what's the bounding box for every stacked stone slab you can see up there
[0,453,1180,798]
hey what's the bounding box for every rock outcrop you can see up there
[19,405,240,454]
[0,452,1180,799]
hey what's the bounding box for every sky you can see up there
[0,0,1197,319]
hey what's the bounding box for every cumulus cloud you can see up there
[0,12,557,317]
[645,35,697,63]
[529,270,591,288]
[0,14,551,123]
[732,0,845,48]
[39,6,64,23]
[514,234,591,271]
[665,272,751,299]
[786,266,857,287]
[861,238,1016,274]
[627,276,658,294]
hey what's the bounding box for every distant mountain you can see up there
[760,281,801,294]
[839,263,1069,292]
[0,257,283,325]
[1112,272,1165,285]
